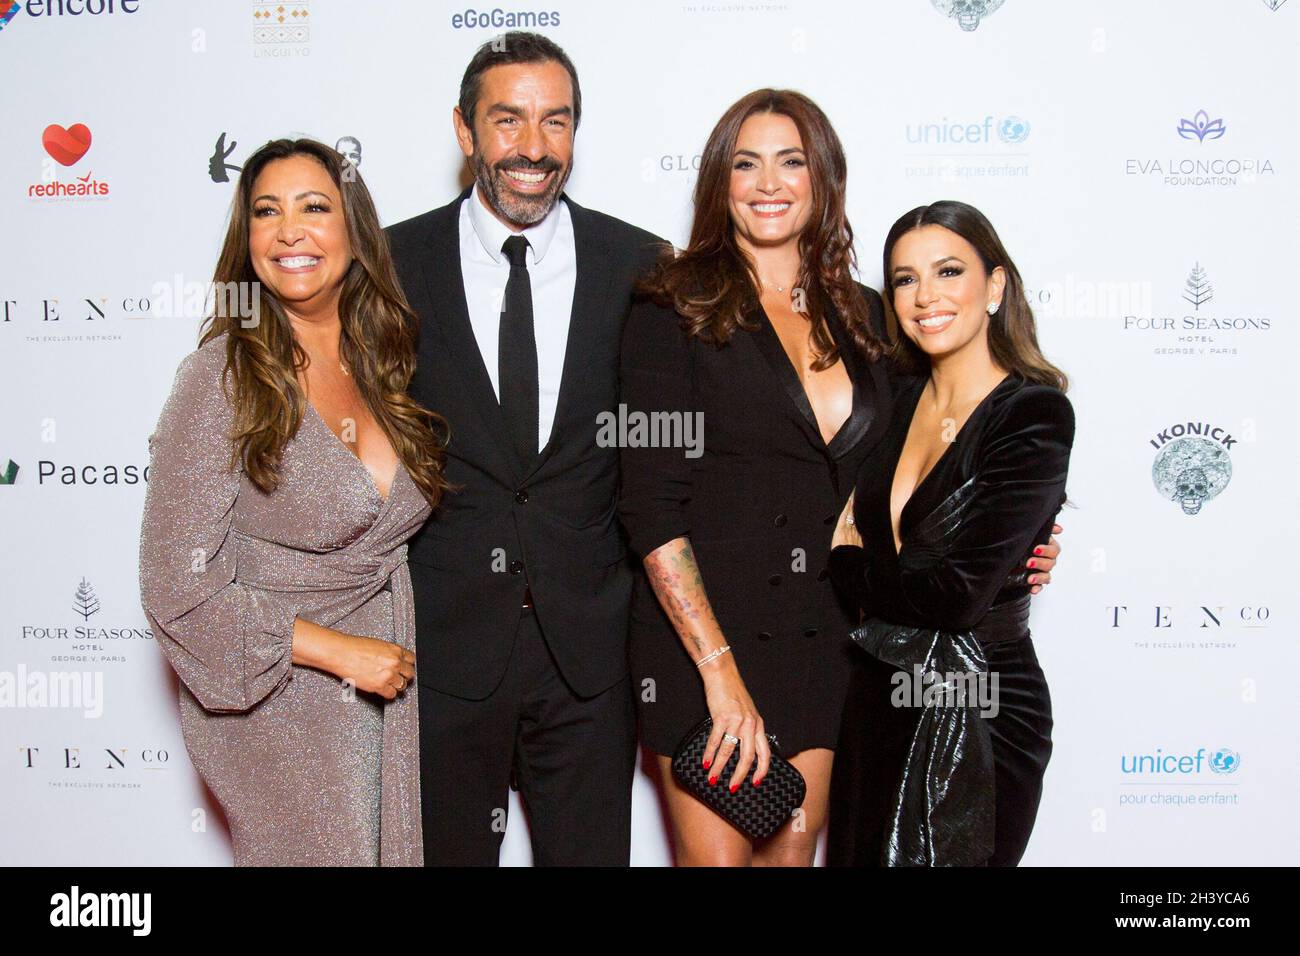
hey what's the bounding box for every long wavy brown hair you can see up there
[199,138,450,507]
[637,88,884,367]
[882,201,1068,391]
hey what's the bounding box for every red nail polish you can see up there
[729,784,739,794]
[1033,546,1042,555]
[752,778,763,787]
[709,775,718,786]
[702,758,711,770]
[1027,559,1036,568]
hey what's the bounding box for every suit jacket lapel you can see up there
[521,194,614,483]
[419,186,521,485]
[824,306,879,460]
[747,302,831,451]
[747,297,884,461]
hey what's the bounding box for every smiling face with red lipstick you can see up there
[728,111,814,252]
[888,224,1006,363]
[248,153,353,321]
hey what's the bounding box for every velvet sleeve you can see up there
[893,386,1075,631]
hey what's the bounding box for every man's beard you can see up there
[472,149,571,227]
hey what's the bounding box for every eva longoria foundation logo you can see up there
[1124,109,1276,188]
[1176,110,1225,143]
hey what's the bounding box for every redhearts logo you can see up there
[43,123,93,166]
[29,122,110,201]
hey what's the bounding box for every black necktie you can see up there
[499,235,538,468]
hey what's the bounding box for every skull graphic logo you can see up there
[931,0,1006,31]
[1152,436,1232,516]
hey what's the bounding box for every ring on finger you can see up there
[722,732,741,746]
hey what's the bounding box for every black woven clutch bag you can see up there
[670,717,807,841]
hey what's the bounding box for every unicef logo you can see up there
[1208,748,1240,774]
[998,116,1031,144]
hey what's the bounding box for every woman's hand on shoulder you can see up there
[831,491,862,549]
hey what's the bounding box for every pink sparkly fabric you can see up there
[138,333,430,866]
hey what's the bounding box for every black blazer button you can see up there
[774,513,787,527]
[803,627,820,638]
[757,631,773,641]
[515,488,529,504]
[768,573,782,586]
[508,560,524,575]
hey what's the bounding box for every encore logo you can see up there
[29,122,110,200]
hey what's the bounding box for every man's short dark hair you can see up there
[458,31,582,132]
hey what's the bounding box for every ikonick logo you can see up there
[1149,422,1234,516]
[931,0,1004,31]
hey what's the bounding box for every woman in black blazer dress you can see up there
[618,89,895,866]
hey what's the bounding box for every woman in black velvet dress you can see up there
[827,201,1074,867]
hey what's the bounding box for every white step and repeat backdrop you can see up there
[1,0,1295,866]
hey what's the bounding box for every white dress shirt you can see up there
[458,181,577,453]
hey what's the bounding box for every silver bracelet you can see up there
[695,644,731,668]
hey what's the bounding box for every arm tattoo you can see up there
[644,538,724,656]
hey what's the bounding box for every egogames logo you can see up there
[450,8,561,29]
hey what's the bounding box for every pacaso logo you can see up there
[29,122,110,200]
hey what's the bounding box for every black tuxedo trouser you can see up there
[418,607,637,866]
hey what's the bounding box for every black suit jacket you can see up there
[386,187,664,699]
[618,282,895,610]
[616,284,897,754]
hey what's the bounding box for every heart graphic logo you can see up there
[42,123,93,166]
